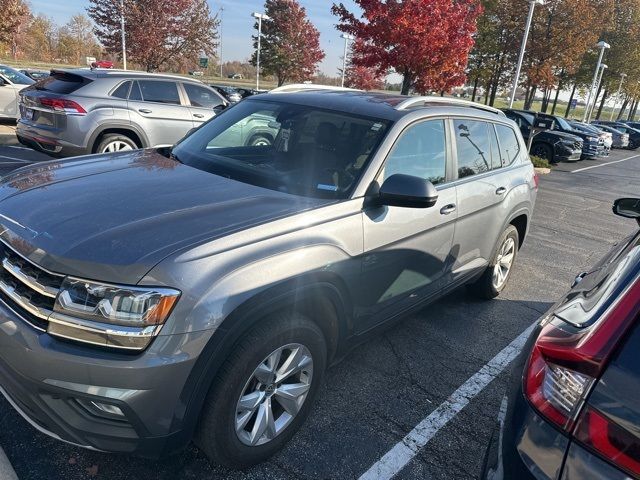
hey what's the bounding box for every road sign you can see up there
[199,57,209,69]
[570,99,578,109]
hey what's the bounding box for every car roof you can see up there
[250,90,507,122]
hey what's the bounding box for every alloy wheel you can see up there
[235,343,313,447]
[492,237,516,290]
[101,141,134,153]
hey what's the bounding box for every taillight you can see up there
[533,172,540,189]
[574,406,640,477]
[39,97,86,115]
[525,278,640,430]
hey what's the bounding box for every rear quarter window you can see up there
[495,124,521,167]
[33,72,91,94]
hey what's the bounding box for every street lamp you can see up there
[582,40,611,122]
[610,72,627,121]
[252,12,271,90]
[587,63,608,123]
[120,0,127,70]
[508,0,545,108]
[219,7,224,78]
[340,33,355,88]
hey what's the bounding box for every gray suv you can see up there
[0,90,537,468]
[15,69,229,157]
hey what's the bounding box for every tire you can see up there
[195,312,327,469]
[629,139,638,150]
[530,142,554,162]
[96,133,138,154]
[468,225,519,300]
[247,133,273,147]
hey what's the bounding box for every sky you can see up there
[28,0,361,77]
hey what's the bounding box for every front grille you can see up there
[0,244,64,331]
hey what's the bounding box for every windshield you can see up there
[0,65,34,85]
[172,99,392,199]
[554,116,572,131]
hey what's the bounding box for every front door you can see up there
[182,82,225,128]
[358,119,457,332]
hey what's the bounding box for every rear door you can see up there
[127,80,192,146]
[181,82,226,127]
[449,120,523,282]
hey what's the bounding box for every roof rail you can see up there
[395,96,505,116]
[269,84,360,94]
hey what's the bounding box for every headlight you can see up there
[48,278,180,350]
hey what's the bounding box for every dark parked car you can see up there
[482,197,640,480]
[532,112,603,158]
[503,109,583,162]
[568,120,611,156]
[593,121,640,150]
[211,84,243,103]
[622,121,640,130]
[0,90,537,468]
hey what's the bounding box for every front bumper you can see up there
[554,143,582,162]
[0,297,211,456]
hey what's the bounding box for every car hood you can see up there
[0,149,327,284]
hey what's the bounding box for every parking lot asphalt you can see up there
[0,145,638,480]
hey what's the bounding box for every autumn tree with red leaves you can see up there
[332,0,483,95]
[252,0,325,87]
[345,60,385,90]
[87,0,219,72]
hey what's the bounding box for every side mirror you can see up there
[0,78,5,86]
[613,198,640,223]
[213,104,228,114]
[377,174,438,209]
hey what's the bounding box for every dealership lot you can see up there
[0,147,638,480]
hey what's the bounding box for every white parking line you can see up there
[359,324,536,480]
[571,154,640,173]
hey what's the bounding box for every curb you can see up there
[0,445,18,480]
[534,167,551,175]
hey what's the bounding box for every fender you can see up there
[87,122,151,152]
[163,276,352,453]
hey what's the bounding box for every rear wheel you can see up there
[96,133,138,154]
[469,225,519,299]
[195,312,327,468]
[247,134,273,147]
[629,138,638,150]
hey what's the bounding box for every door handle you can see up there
[193,113,205,119]
[440,204,457,215]
[496,187,507,196]
[138,108,152,114]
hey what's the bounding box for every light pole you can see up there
[582,41,611,122]
[120,0,127,70]
[219,7,224,78]
[252,12,270,90]
[340,33,354,88]
[587,63,608,123]
[509,0,545,108]
[609,73,627,121]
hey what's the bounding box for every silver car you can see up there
[0,90,537,468]
[0,65,34,119]
[15,69,229,156]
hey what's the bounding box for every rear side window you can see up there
[453,119,492,179]
[183,83,224,109]
[137,80,181,105]
[111,81,131,99]
[495,124,521,167]
[33,72,90,94]
[381,120,447,186]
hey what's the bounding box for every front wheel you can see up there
[468,225,519,299]
[530,142,553,162]
[195,312,327,468]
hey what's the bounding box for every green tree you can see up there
[251,0,325,87]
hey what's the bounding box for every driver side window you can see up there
[380,120,447,186]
